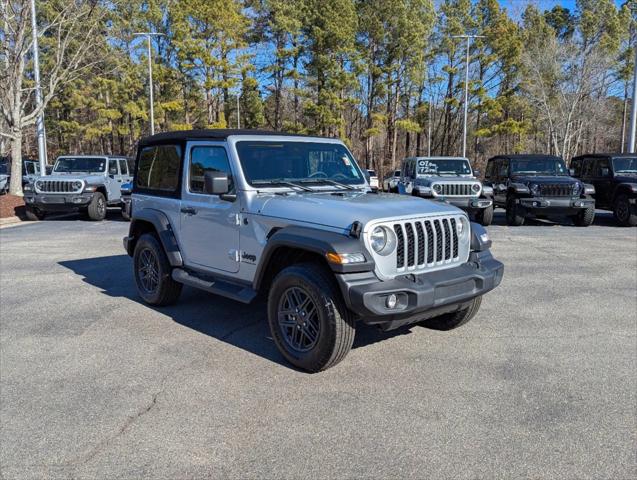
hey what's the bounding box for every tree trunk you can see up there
[9,131,23,196]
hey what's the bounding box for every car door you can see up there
[493,159,508,205]
[106,159,121,201]
[179,142,240,273]
[592,157,612,208]
[118,158,132,183]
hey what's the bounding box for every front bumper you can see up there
[24,192,95,211]
[336,250,504,330]
[517,197,594,213]
[417,193,492,210]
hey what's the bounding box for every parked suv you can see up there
[484,154,596,226]
[383,169,401,192]
[570,154,637,227]
[397,157,494,226]
[23,155,132,220]
[123,130,503,372]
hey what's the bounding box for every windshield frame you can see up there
[53,156,108,174]
[510,157,569,176]
[611,156,637,174]
[415,158,473,176]
[232,138,367,190]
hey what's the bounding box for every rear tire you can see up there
[87,192,106,221]
[421,296,482,331]
[268,263,355,372]
[614,194,637,227]
[505,197,525,226]
[133,233,182,306]
[475,204,494,226]
[572,206,595,227]
[25,207,46,221]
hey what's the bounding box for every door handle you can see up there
[180,207,197,215]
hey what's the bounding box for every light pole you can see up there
[452,34,484,158]
[629,46,637,153]
[30,0,47,175]
[236,92,240,129]
[133,32,164,136]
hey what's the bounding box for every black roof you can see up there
[572,153,637,159]
[488,153,564,161]
[138,129,322,147]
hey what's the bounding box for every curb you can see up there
[0,216,31,228]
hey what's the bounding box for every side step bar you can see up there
[172,268,258,304]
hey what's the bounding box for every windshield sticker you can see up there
[418,160,438,174]
[341,156,351,166]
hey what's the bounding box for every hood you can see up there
[415,175,477,186]
[34,173,105,184]
[511,175,576,185]
[614,174,637,184]
[252,191,462,231]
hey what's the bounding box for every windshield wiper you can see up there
[252,179,313,192]
[299,178,358,190]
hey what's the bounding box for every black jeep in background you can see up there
[484,154,596,226]
[570,154,637,227]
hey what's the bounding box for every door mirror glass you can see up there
[473,169,481,178]
[204,171,230,195]
[569,168,575,176]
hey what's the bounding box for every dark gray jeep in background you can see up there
[123,130,504,372]
[484,154,596,226]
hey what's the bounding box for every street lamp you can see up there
[452,34,485,158]
[629,46,637,153]
[30,0,47,175]
[133,32,164,136]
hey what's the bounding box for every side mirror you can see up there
[109,174,115,179]
[600,167,610,177]
[569,168,575,176]
[474,169,481,177]
[497,184,506,192]
[204,171,230,195]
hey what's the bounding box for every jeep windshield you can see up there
[511,158,568,176]
[235,141,366,190]
[612,157,637,174]
[54,157,106,174]
[416,159,472,176]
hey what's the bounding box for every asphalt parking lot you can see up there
[1,211,636,479]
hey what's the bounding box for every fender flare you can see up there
[253,225,375,291]
[614,183,637,201]
[125,208,183,266]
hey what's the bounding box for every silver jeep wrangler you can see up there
[123,130,504,372]
[23,155,133,220]
[398,157,494,226]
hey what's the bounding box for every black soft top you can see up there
[489,153,564,161]
[138,129,323,147]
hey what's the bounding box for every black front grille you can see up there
[438,183,476,196]
[539,183,572,197]
[393,217,459,270]
[37,180,81,193]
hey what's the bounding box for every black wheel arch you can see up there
[613,183,637,202]
[253,225,375,292]
[125,208,183,267]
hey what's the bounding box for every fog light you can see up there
[386,294,398,309]
[73,197,84,204]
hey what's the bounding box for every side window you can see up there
[596,158,610,177]
[189,146,233,194]
[118,159,128,176]
[581,158,593,177]
[570,158,581,176]
[498,159,508,178]
[108,159,119,176]
[136,145,182,193]
[485,160,495,179]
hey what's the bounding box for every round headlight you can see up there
[35,180,43,190]
[370,226,387,253]
[471,183,480,193]
[433,184,442,193]
[456,216,470,238]
[73,181,83,190]
[572,182,581,196]
[529,183,540,196]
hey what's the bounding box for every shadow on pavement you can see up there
[59,254,413,370]
[489,209,621,228]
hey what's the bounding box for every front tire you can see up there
[268,263,355,372]
[25,207,46,221]
[572,206,595,227]
[614,194,637,227]
[87,192,107,221]
[421,296,482,331]
[133,233,182,306]
[506,197,525,226]
[475,204,494,226]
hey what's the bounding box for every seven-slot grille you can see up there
[433,183,479,196]
[539,183,573,197]
[36,180,82,193]
[392,216,463,272]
